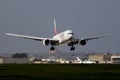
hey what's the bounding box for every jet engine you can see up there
[80,40,87,46]
[43,39,50,46]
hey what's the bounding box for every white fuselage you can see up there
[52,30,73,44]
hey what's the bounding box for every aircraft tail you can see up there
[53,19,58,35]
[77,57,81,61]
[77,57,82,63]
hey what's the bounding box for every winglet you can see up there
[6,33,15,36]
[53,19,58,35]
[5,33,22,37]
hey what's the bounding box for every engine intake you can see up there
[80,40,86,46]
[43,39,50,46]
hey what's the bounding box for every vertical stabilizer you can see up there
[77,57,82,63]
[53,19,58,35]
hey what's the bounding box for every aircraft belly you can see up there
[59,38,71,45]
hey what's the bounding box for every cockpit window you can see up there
[68,33,74,34]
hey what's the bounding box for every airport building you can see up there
[0,57,3,64]
[31,58,70,64]
[111,55,120,63]
[89,53,120,64]
[88,53,111,63]
[1,57,30,64]
[0,53,120,64]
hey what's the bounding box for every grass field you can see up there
[0,64,120,80]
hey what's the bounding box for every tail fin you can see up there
[53,19,58,35]
[77,57,81,61]
[77,57,82,63]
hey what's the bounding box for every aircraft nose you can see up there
[68,32,74,38]
[66,30,74,38]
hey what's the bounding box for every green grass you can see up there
[0,64,120,80]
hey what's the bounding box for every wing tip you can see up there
[5,33,11,35]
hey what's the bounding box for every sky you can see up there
[0,0,120,53]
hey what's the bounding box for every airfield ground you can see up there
[0,64,120,80]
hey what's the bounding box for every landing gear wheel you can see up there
[70,46,75,51]
[50,46,55,51]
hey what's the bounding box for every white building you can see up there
[111,55,120,63]
[0,57,3,64]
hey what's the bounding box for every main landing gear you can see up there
[50,45,75,51]
[70,46,75,51]
[50,46,55,51]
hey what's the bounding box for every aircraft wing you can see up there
[66,33,115,46]
[81,33,115,41]
[5,33,58,42]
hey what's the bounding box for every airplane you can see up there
[76,57,96,64]
[6,19,114,51]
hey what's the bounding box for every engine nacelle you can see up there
[43,39,50,46]
[80,40,87,46]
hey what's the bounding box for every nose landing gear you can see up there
[70,46,75,51]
